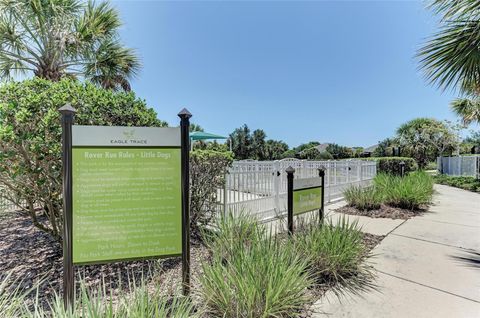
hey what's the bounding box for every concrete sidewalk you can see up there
[314,184,480,317]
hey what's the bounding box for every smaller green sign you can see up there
[293,186,323,215]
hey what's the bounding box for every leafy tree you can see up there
[396,118,458,168]
[373,138,396,157]
[418,1,480,125]
[229,124,253,160]
[0,0,139,91]
[325,143,353,159]
[298,147,321,160]
[251,129,267,160]
[294,141,320,153]
[0,78,166,241]
[264,139,289,160]
[205,140,229,152]
[281,149,296,159]
[464,131,480,145]
[461,131,480,154]
[190,123,204,132]
[451,99,480,125]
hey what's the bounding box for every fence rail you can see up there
[217,158,377,221]
[0,187,17,213]
[437,156,480,179]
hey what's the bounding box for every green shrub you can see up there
[293,217,375,296]
[434,175,480,193]
[0,78,167,241]
[375,157,418,175]
[200,215,312,318]
[344,186,382,210]
[190,150,233,238]
[375,171,434,210]
[425,161,438,171]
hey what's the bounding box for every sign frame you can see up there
[59,104,192,309]
[286,166,325,235]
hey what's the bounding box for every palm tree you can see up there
[451,98,480,125]
[418,0,480,125]
[418,0,480,92]
[0,0,140,91]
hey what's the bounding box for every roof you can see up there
[313,143,330,152]
[189,131,227,141]
[363,144,378,153]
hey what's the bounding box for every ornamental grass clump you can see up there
[375,171,433,210]
[293,217,375,297]
[0,273,196,318]
[344,186,382,210]
[200,214,313,318]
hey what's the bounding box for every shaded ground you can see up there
[335,204,426,220]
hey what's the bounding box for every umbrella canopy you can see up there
[190,131,228,141]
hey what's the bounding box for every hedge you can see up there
[363,157,418,175]
[0,78,167,241]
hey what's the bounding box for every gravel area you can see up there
[335,204,426,219]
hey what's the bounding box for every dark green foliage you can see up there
[372,138,396,157]
[298,147,321,160]
[0,78,166,241]
[325,143,354,159]
[294,217,375,297]
[190,150,233,237]
[434,175,480,193]
[228,124,289,160]
[264,139,289,160]
[375,157,418,175]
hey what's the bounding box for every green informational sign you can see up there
[71,126,182,264]
[292,177,323,215]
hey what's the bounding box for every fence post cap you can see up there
[58,104,77,114]
[178,108,192,119]
[285,166,295,174]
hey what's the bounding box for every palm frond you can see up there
[451,97,480,125]
[428,0,480,20]
[418,20,480,92]
[84,38,141,91]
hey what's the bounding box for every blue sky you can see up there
[113,0,461,148]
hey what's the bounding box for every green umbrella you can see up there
[189,131,230,150]
[189,131,227,141]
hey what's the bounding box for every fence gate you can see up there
[218,159,377,222]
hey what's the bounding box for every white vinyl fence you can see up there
[217,158,377,221]
[0,187,17,213]
[437,156,480,179]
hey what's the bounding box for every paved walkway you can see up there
[314,184,480,318]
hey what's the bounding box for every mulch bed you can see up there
[1,211,384,315]
[335,204,426,220]
[0,211,208,309]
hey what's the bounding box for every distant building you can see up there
[362,144,378,157]
[313,143,330,152]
